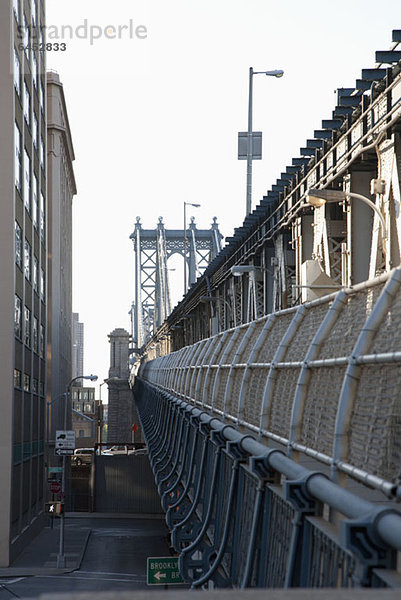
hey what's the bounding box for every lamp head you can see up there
[305,188,346,207]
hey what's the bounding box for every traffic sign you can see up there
[147,557,184,585]
[49,481,61,494]
[55,430,76,450]
[55,448,74,456]
[48,467,63,473]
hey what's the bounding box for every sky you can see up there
[46,0,401,400]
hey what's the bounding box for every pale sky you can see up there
[46,0,401,399]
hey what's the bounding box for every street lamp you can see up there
[244,67,284,216]
[57,373,97,569]
[305,188,387,239]
[230,265,272,276]
[183,201,201,294]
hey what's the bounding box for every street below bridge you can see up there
[0,514,183,598]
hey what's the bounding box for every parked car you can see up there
[72,448,94,466]
[102,445,134,456]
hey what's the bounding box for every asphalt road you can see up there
[1,516,184,599]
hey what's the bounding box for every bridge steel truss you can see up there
[145,32,401,350]
[135,265,401,589]
[130,216,222,348]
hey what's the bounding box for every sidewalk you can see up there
[0,513,92,577]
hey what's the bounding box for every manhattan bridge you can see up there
[124,31,401,591]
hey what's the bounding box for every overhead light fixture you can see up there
[305,187,387,238]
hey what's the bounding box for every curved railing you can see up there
[140,267,401,492]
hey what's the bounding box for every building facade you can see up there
[107,328,142,443]
[47,71,77,434]
[0,0,47,565]
[72,312,84,382]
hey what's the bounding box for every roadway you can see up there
[0,514,182,598]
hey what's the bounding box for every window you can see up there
[33,113,38,148]
[32,53,38,89]
[13,0,20,23]
[31,0,37,27]
[40,81,44,112]
[79,430,85,438]
[14,369,22,388]
[40,268,45,299]
[24,82,30,127]
[32,378,38,394]
[39,325,44,357]
[85,403,94,414]
[33,174,38,227]
[24,373,30,392]
[33,317,38,353]
[40,192,45,243]
[24,306,31,347]
[15,221,22,268]
[39,381,44,396]
[40,138,44,168]
[33,256,38,292]
[23,14,29,60]
[24,149,31,213]
[14,48,20,96]
[14,123,21,191]
[14,296,22,338]
[24,239,31,281]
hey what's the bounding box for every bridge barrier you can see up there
[140,267,401,493]
[134,379,401,588]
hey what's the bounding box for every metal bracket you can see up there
[340,508,397,571]
[210,426,231,448]
[284,472,326,514]
[250,450,285,482]
[226,436,253,461]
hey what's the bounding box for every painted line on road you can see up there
[77,570,142,577]
[37,574,147,584]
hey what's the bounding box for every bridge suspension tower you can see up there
[130,216,222,348]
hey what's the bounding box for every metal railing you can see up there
[134,380,401,588]
[140,268,401,495]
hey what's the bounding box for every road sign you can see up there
[131,423,138,433]
[55,430,76,450]
[49,481,61,494]
[48,467,63,473]
[238,131,262,160]
[55,448,74,456]
[147,557,184,585]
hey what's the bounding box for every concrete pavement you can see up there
[0,513,176,598]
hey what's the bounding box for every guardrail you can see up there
[140,268,401,495]
[134,379,401,588]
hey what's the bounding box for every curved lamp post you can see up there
[245,68,284,216]
[57,373,97,568]
[305,188,387,239]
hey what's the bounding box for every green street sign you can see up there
[147,556,184,585]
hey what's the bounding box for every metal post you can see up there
[57,389,68,568]
[183,202,187,295]
[246,67,253,216]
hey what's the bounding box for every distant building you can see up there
[0,0,47,565]
[72,313,84,382]
[47,71,77,434]
[107,328,142,443]
[71,386,97,447]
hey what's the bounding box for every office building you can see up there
[0,0,47,565]
[72,312,84,382]
[46,70,76,433]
